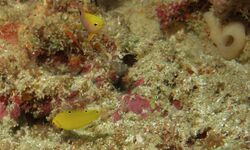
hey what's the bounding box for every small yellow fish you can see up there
[52,109,100,130]
[78,4,105,41]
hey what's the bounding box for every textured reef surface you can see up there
[0,0,249,149]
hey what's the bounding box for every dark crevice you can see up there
[122,54,137,67]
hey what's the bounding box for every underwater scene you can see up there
[0,0,249,149]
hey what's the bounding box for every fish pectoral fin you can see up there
[87,33,96,42]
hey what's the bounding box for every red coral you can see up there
[81,63,93,73]
[64,27,79,46]
[11,95,23,106]
[0,102,7,120]
[68,55,85,72]
[39,101,52,116]
[94,75,107,88]
[101,34,117,53]
[0,96,9,120]
[133,78,145,88]
[112,110,122,122]
[172,99,183,110]
[0,95,8,105]
[10,104,21,120]
[156,0,190,30]
[0,23,20,45]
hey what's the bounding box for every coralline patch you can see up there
[112,92,155,122]
[121,94,152,115]
[0,22,20,45]
[156,0,190,31]
[0,101,7,120]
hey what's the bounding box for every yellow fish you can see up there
[52,109,101,130]
[78,5,105,41]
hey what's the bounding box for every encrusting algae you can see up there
[0,0,249,149]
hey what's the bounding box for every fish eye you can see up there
[68,111,71,113]
[94,23,98,26]
[85,110,88,112]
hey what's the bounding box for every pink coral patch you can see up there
[172,100,183,110]
[112,110,122,122]
[122,94,152,115]
[40,101,52,115]
[133,78,145,88]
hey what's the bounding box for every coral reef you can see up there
[0,0,249,149]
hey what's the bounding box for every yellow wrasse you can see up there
[52,110,100,130]
[78,4,105,41]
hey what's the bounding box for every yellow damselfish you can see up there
[78,5,105,41]
[52,110,101,130]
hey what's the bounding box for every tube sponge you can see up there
[204,11,246,60]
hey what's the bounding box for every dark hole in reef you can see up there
[36,53,48,65]
[186,137,195,146]
[186,127,212,146]
[36,51,70,74]
[10,112,48,134]
[10,125,21,134]
[112,74,128,92]
[0,0,8,6]
[94,0,122,11]
[24,113,48,127]
[189,0,210,13]
[195,127,211,139]
[122,54,137,67]
[225,35,234,47]
[50,51,69,64]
